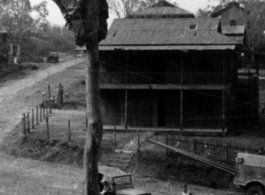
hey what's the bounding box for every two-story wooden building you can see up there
[99,14,241,133]
[211,2,248,45]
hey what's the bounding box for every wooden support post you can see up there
[40,106,42,122]
[57,83,62,108]
[36,106,39,125]
[124,53,128,130]
[223,51,226,85]
[225,143,229,163]
[254,54,259,75]
[83,0,103,194]
[85,113,88,129]
[180,90,183,131]
[43,107,46,119]
[48,84,51,100]
[248,71,250,84]
[194,139,197,154]
[124,89,128,129]
[61,85,64,104]
[32,109,35,129]
[137,129,140,152]
[180,52,184,131]
[114,125,117,150]
[165,133,169,156]
[27,112,30,133]
[46,116,49,141]
[180,52,184,84]
[68,120,71,143]
[222,90,226,133]
[23,113,26,137]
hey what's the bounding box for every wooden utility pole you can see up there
[83,0,103,195]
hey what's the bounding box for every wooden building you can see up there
[211,2,248,45]
[99,16,241,133]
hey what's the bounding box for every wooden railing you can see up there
[102,114,222,129]
[238,72,258,84]
[100,72,232,85]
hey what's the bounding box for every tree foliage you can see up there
[107,0,159,18]
[0,0,33,45]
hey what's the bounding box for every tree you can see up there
[52,1,108,195]
[107,0,158,18]
[243,0,265,51]
[33,1,49,32]
[0,0,33,45]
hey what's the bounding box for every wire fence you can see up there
[20,106,261,167]
[142,134,260,166]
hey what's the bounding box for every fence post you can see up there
[85,114,88,129]
[32,109,35,129]
[137,129,140,152]
[40,106,42,122]
[68,120,71,143]
[114,125,117,150]
[23,113,26,137]
[46,116,50,141]
[43,107,46,119]
[165,133,169,156]
[27,112,30,133]
[225,143,229,163]
[194,139,197,154]
[36,106,39,125]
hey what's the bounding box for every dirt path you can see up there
[0,56,85,194]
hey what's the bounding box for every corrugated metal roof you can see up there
[222,25,246,35]
[101,30,238,45]
[99,45,236,51]
[100,19,239,47]
[128,7,194,18]
[226,35,244,44]
[108,18,220,31]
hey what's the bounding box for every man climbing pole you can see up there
[52,0,108,195]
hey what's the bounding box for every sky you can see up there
[29,0,221,27]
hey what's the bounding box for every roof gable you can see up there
[151,0,175,7]
[128,0,194,18]
[211,2,248,17]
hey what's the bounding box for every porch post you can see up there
[256,54,259,76]
[223,51,226,85]
[180,90,183,131]
[125,90,128,129]
[180,52,184,131]
[124,53,128,129]
[222,90,226,133]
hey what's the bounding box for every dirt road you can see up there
[0,56,85,194]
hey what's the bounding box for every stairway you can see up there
[106,131,155,170]
[107,150,134,170]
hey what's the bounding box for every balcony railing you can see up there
[238,72,258,84]
[100,72,231,85]
[102,114,222,129]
